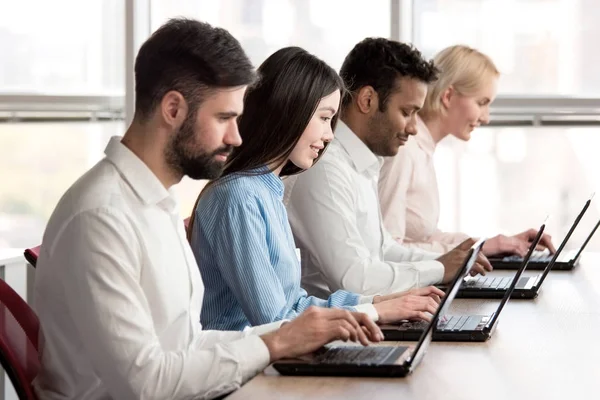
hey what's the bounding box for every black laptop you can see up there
[490,198,597,270]
[450,205,589,299]
[271,240,484,378]
[382,224,544,342]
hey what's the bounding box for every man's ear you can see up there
[160,90,188,128]
[355,86,380,114]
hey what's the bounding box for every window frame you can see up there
[0,0,598,127]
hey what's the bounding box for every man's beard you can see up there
[165,114,233,180]
[366,110,397,157]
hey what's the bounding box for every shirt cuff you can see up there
[417,260,445,286]
[419,249,442,261]
[228,335,272,383]
[243,320,288,337]
[354,303,379,322]
[358,295,375,304]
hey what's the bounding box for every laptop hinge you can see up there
[524,275,540,290]
[486,317,499,336]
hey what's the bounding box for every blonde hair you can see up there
[420,45,499,119]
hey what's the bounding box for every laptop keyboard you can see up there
[398,316,485,332]
[398,320,429,330]
[464,276,512,290]
[437,315,480,331]
[314,346,399,365]
[503,253,552,262]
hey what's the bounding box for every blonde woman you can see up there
[378,45,555,257]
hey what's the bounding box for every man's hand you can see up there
[260,307,383,362]
[372,293,440,324]
[373,286,444,304]
[437,238,492,283]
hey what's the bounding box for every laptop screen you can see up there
[536,198,591,289]
[572,218,600,263]
[407,239,485,371]
[488,223,545,328]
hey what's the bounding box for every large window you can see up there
[2,0,600,254]
[435,127,600,251]
[0,0,122,251]
[0,0,391,251]
[0,0,124,95]
[413,0,600,96]
[0,122,124,249]
[150,0,391,70]
[0,124,209,250]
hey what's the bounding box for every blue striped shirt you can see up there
[191,167,362,331]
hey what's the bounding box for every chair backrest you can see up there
[0,279,40,400]
[23,246,41,268]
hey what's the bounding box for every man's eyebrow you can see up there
[216,111,240,118]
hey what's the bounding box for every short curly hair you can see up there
[340,38,439,111]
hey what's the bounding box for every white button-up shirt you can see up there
[283,122,444,298]
[33,137,282,400]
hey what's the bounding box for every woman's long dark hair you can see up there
[224,46,344,177]
[187,46,344,240]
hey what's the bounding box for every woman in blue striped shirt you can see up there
[188,46,443,331]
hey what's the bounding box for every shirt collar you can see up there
[415,116,436,157]
[335,121,382,175]
[104,136,175,209]
[254,166,284,199]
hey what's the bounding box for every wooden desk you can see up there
[227,253,600,400]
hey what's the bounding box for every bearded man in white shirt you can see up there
[284,38,492,299]
[32,19,384,400]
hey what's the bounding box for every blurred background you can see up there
[1,0,599,252]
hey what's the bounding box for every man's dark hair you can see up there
[134,18,256,120]
[340,38,438,111]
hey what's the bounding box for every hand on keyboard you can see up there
[513,228,556,254]
[438,238,493,283]
[503,249,551,262]
[373,292,439,324]
[483,234,530,257]
[260,307,384,362]
[374,286,445,305]
[484,229,555,257]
